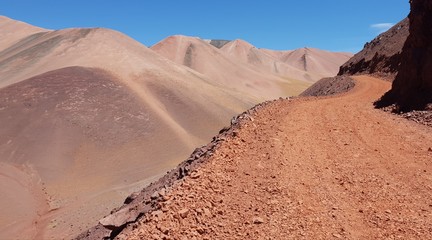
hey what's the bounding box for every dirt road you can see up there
[119,76,432,239]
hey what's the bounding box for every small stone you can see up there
[178,208,189,218]
[197,227,205,234]
[385,209,392,214]
[203,208,211,217]
[332,233,342,239]
[190,171,201,179]
[158,188,166,197]
[152,210,163,219]
[428,147,432,152]
[252,217,264,224]
[156,224,169,234]
[151,191,159,200]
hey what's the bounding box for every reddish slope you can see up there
[108,76,432,239]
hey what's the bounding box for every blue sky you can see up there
[0,1,409,53]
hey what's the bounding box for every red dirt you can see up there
[116,76,432,239]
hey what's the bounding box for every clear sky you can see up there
[0,0,409,53]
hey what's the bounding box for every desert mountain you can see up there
[0,18,255,239]
[152,36,352,100]
[220,40,316,82]
[220,40,351,81]
[339,18,409,80]
[279,47,353,78]
[151,35,310,100]
[1,16,353,240]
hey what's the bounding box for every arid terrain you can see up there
[92,75,432,239]
[0,15,351,239]
[2,0,431,238]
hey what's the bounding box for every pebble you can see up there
[151,191,159,200]
[178,208,189,218]
[332,233,342,239]
[252,217,264,224]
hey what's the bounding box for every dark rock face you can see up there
[338,18,409,80]
[300,76,355,97]
[376,0,432,111]
[208,39,231,49]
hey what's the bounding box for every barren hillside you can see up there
[0,18,256,239]
[80,76,432,239]
[0,16,48,51]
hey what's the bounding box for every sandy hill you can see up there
[279,47,353,78]
[0,15,48,51]
[0,18,256,239]
[152,36,351,100]
[339,18,409,80]
[151,35,310,100]
[219,40,319,82]
[220,40,352,82]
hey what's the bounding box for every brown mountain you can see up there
[151,36,311,101]
[152,36,351,100]
[338,18,409,80]
[220,40,352,82]
[376,0,432,111]
[0,18,254,239]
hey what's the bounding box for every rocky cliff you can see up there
[376,0,432,111]
[338,18,409,80]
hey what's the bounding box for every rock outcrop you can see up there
[338,18,409,80]
[299,76,355,97]
[207,39,231,49]
[376,0,432,111]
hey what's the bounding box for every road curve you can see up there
[120,76,432,239]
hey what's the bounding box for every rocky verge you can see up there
[338,18,409,81]
[75,98,288,239]
[375,0,432,111]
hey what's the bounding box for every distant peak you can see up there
[232,39,254,47]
